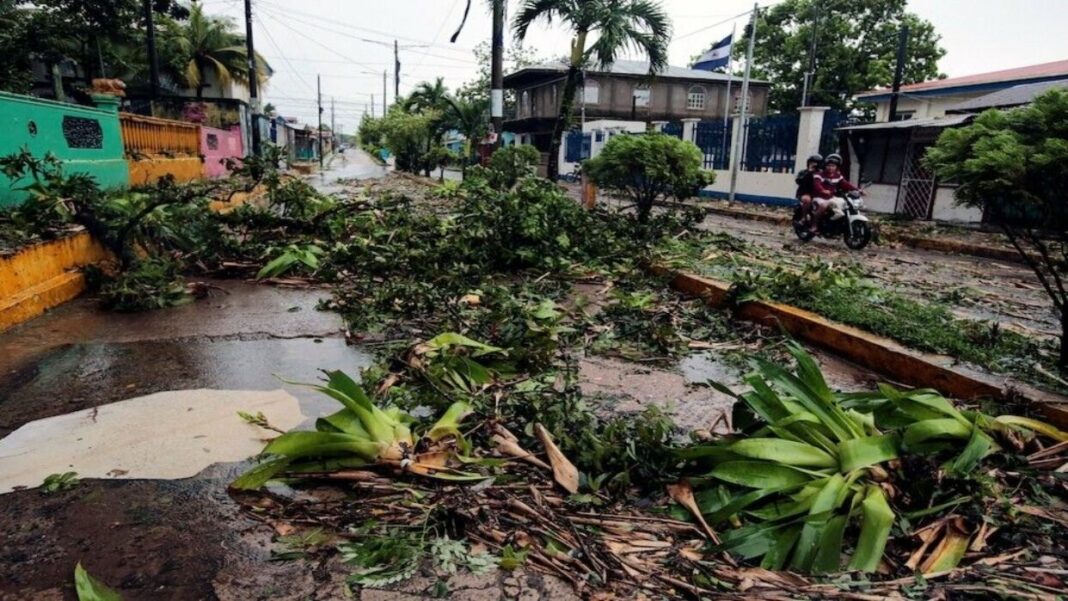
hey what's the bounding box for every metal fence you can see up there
[739,113,798,173]
[662,121,683,139]
[694,120,732,170]
[120,112,200,156]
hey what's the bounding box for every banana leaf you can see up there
[425,401,474,442]
[948,425,994,475]
[264,431,385,460]
[812,513,849,573]
[994,415,1068,442]
[760,524,802,570]
[231,456,293,490]
[902,418,973,450]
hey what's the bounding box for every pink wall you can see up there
[200,125,244,178]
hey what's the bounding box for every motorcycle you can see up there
[792,188,873,250]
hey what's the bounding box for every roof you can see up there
[504,59,768,86]
[857,59,1068,100]
[837,114,974,131]
[946,78,1068,112]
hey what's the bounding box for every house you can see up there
[840,60,1068,223]
[503,59,770,151]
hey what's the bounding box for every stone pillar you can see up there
[650,120,668,133]
[794,106,829,172]
[681,118,700,142]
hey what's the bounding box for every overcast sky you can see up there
[197,0,1068,133]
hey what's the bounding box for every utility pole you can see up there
[394,40,401,100]
[888,25,909,121]
[371,94,375,118]
[729,4,758,202]
[317,74,324,169]
[383,70,387,115]
[490,0,505,148]
[801,0,820,107]
[244,0,261,156]
[142,0,160,107]
[331,97,336,135]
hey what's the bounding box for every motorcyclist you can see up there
[794,153,822,217]
[811,153,861,230]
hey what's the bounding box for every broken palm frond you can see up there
[680,342,1068,575]
[231,370,481,489]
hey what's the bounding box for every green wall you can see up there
[0,91,130,208]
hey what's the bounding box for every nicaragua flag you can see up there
[693,34,732,71]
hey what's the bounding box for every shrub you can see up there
[584,133,713,223]
[485,145,541,190]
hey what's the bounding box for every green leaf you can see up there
[760,524,802,570]
[708,461,817,489]
[836,434,900,472]
[902,418,973,450]
[263,431,384,461]
[948,425,993,475]
[848,485,895,572]
[728,438,837,468]
[812,513,848,573]
[789,474,847,573]
[230,456,292,490]
[75,563,122,601]
[425,401,473,442]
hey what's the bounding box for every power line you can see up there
[675,2,782,41]
[254,0,475,54]
[254,5,314,93]
[255,4,381,74]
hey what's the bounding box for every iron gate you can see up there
[895,142,936,219]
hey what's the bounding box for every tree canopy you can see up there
[740,0,945,113]
[925,89,1068,370]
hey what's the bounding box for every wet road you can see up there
[305,149,388,195]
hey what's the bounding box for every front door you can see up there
[895,142,936,219]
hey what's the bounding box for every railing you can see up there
[119,112,200,156]
[694,120,732,170]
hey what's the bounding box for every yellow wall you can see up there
[0,232,112,332]
[127,156,204,186]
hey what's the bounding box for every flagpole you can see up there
[729,3,758,202]
[721,22,736,168]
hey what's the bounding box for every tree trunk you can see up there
[548,65,581,181]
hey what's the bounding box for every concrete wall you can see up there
[862,183,899,215]
[557,120,647,175]
[201,125,244,178]
[700,170,798,206]
[930,185,983,222]
[127,157,203,187]
[869,91,989,121]
[0,92,129,208]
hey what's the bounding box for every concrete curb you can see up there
[673,200,1032,265]
[0,231,112,333]
[651,265,1068,426]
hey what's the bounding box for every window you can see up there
[687,86,706,110]
[206,133,220,150]
[582,79,600,105]
[62,116,103,149]
[633,85,650,108]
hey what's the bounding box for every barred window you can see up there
[687,86,706,110]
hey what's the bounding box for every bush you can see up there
[584,133,713,223]
[484,145,541,190]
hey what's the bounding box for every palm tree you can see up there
[406,78,452,174]
[445,96,489,176]
[164,3,269,99]
[513,0,671,180]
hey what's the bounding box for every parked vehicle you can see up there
[792,187,873,250]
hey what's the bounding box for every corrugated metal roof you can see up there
[836,114,974,131]
[506,59,768,84]
[856,59,1068,98]
[945,78,1068,112]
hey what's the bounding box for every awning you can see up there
[836,114,974,131]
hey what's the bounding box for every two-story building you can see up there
[503,59,770,152]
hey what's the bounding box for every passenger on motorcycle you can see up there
[794,154,822,214]
[811,153,862,231]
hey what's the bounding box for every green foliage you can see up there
[584,133,713,223]
[925,90,1068,369]
[743,0,945,113]
[724,259,1061,390]
[161,3,269,99]
[74,562,122,601]
[684,343,1067,574]
[339,523,423,587]
[41,471,80,494]
[482,145,541,191]
[257,243,324,279]
[88,257,192,312]
[379,108,438,174]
